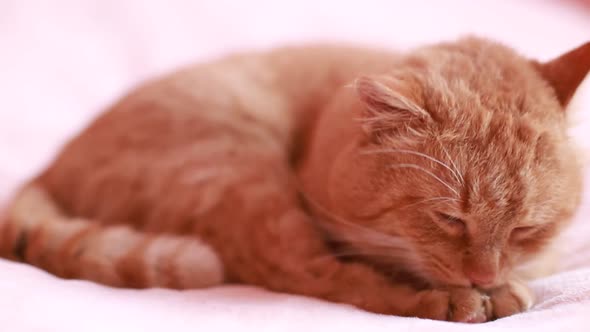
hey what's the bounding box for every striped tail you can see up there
[0,184,224,289]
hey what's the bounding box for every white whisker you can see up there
[362,148,461,185]
[438,142,464,185]
[390,163,459,196]
[404,196,462,209]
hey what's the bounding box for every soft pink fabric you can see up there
[1,1,590,331]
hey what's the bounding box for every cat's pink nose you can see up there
[465,269,497,287]
[463,251,499,287]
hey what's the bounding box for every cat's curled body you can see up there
[2,37,590,322]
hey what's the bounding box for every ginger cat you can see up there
[1,37,589,322]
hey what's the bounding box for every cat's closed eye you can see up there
[434,212,466,234]
[510,225,538,242]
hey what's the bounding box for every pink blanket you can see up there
[1,1,589,330]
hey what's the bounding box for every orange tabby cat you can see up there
[1,37,589,322]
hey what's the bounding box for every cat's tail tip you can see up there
[0,183,224,289]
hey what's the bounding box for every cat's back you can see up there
[38,44,397,220]
[68,44,396,150]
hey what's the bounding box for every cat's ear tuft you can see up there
[534,41,590,107]
[353,76,430,142]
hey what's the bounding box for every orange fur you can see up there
[1,38,589,322]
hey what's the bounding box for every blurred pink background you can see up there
[0,1,589,331]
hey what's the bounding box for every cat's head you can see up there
[301,37,590,289]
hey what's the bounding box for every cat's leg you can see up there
[487,280,533,319]
[484,249,555,319]
[173,158,494,321]
[229,206,494,321]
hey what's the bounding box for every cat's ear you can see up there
[353,76,430,142]
[534,41,590,107]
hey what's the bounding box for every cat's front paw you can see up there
[418,287,492,323]
[487,280,534,319]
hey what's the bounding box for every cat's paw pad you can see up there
[419,287,491,323]
[488,280,534,319]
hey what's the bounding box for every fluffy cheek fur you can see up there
[325,151,465,286]
[324,144,473,286]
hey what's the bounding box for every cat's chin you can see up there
[430,274,517,291]
[417,275,473,290]
[364,259,468,289]
[378,261,505,290]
